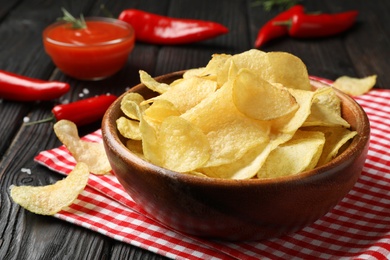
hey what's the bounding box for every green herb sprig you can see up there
[58,8,87,29]
[252,0,301,11]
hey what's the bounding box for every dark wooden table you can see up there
[1,0,388,259]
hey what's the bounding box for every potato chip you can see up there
[10,162,89,215]
[185,171,208,177]
[116,116,141,140]
[303,126,357,166]
[147,76,217,114]
[303,87,350,128]
[232,68,299,121]
[181,79,270,167]
[270,88,315,134]
[144,99,180,123]
[54,120,111,175]
[257,130,325,178]
[200,142,272,179]
[183,67,205,79]
[126,139,144,157]
[200,53,231,82]
[157,116,211,172]
[181,55,231,83]
[139,114,161,166]
[216,50,311,91]
[139,70,170,94]
[216,49,266,86]
[226,59,239,82]
[120,92,147,120]
[333,75,377,96]
[265,52,311,90]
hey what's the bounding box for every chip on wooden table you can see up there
[10,162,89,215]
[54,120,111,175]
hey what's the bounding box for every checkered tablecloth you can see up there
[35,78,390,260]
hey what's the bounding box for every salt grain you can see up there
[21,168,32,175]
[82,88,90,95]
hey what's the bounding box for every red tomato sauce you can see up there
[43,19,135,80]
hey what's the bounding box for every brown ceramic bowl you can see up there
[102,71,370,241]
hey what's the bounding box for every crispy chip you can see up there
[157,116,211,172]
[147,76,217,114]
[120,92,147,120]
[139,70,170,94]
[200,53,231,82]
[217,49,266,87]
[265,52,311,90]
[233,68,299,121]
[185,171,208,177]
[54,120,111,175]
[144,99,180,123]
[258,130,325,178]
[333,75,377,96]
[270,88,315,134]
[200,142,272,179]
[303,87,350,128]
[116,116,141,140]
[181,79,270,167]
[303,126,357,166]
[139,114,161,166]
[10,162,89,215]
[216,50,311,91]
[126,139,144,158]
[183,67,205,79]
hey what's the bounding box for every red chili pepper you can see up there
[118,9,229,45]
[281,10,359,38]
[254,5,304,48]
[0,70,70,101]
[26,94,117,126]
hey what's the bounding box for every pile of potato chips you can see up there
[117,49,358,180]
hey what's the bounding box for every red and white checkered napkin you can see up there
[35,87,390,260]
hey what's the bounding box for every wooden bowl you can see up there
[102,71,370,241]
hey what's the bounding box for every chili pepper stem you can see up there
[25,115,56,126]
[273,20,292,27]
